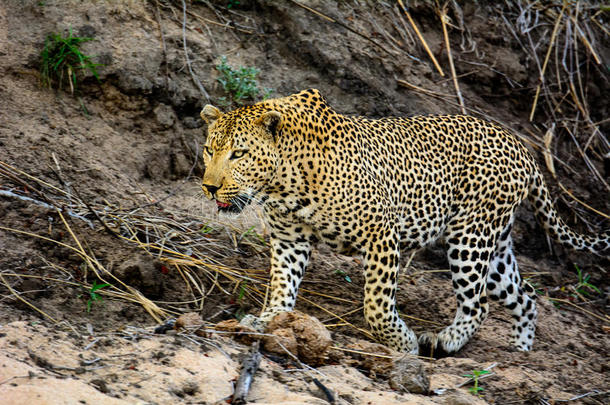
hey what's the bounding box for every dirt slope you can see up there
[0,1,608,404]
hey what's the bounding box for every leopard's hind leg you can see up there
[418,220,497,357]
[487,220,537,351]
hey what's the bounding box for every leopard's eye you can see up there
[204,146,214,156]
[230,150,247,160]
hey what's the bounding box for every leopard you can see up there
[199,88,609,357]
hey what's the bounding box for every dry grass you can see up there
[0,161,263,315]
[388,1,609,223]
[0,0,608,350]
[0,161,374,336]
[330,1,608,205]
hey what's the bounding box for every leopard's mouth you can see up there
[216,194,252,214]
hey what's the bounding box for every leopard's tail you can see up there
[528,167,609,257]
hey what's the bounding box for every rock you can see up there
[389,354,430,394]
[175,312,208,337]
[175,312,204,329]
[214,319,259,345]
[113,254,164,299]
[439,389,487,405]
[263,311,332,366]
[342,341,429,393]
[153,104,176,129]
[182,116,203,129]
[117,70,154,94]
[344,340,397,376]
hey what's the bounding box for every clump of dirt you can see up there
[216,310,333,365]
[264,310,333,366]
[0,1,608,404]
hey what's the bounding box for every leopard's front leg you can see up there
[363,229,419,354]
[241,223,312,332]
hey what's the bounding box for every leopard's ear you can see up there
[200,105,222,125]
[255,111,283,141]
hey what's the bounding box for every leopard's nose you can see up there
[203,184,219,196]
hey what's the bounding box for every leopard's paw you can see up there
[418,332,450,359]
[239,314,267,332]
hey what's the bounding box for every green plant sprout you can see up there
[573,264,600,298]
[240,225,267,246]
[199,223,215,235]
[86,280,111,313]
[237,280,248,301]
[40,27,102,93]
[233,281,249,320]
[334,269,352,283]
[216,56,272,105]
[463,369,490,395]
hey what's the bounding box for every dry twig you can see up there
[529,3,565,121]
[288,0,396,56]
[547,298,610,324]
[397,0,445,76]
[181,0,210,102]
[439,4,465,114]
[542,123,557,178]
[233,341,262,405]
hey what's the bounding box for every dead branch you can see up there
[397,0,445,76]
[153,0,170,92]
[233,341,262,405]
[542,124,557,178]
[529,3,565,121]
[439,4,465,114]
[288,0,397,56]
[312,378,335,404]
[181,0,210,102]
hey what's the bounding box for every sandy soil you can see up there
[0,1,608,404]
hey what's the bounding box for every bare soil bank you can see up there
[0,1,608,404]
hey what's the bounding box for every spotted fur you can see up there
[200,89,609,357]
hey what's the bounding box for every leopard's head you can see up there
[200,104,282,214]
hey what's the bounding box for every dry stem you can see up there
[529,3,566,121]
[397,0,445,76]
[439,4,465,114]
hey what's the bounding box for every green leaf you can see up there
[215,55,272,105]
[90,281,111,293]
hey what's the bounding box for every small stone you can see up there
[440,389,487,405]
[175,312,207,336]
[175,312,203,329]
[388,354,430,394]
[113,255,164,299]
[214,319,259,345]
[154,104,176,129]
[89,378,109,393]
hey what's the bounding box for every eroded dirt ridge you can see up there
[0,1,608,404]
